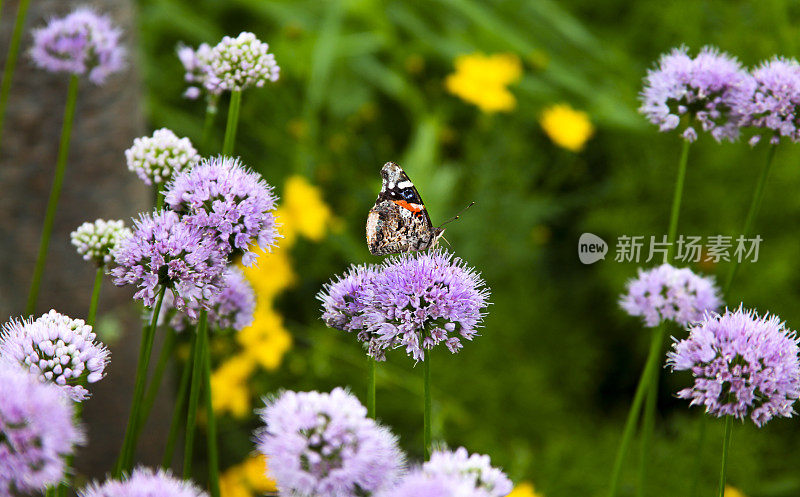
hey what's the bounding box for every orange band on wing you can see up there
[392,200,423,213]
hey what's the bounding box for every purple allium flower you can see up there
[164,266,256,332]
[111,210,227,317]
[639,46,754,142]
[0,362,84,495]
[165,156,280,266]
[256,388,404,497]
[317,263,378,332]
[667,307,800,427]
[620,263,722,328]
[71,219,131,266]
[746,56,800,144]
[377,470,489,497]
[204,32,280,93]
[176,42,216,99]
[365,250,490,362]
[125,128,200,187]
[422,447,513,497]
[30,7,125,84]
[0,310,110,402]
[79,467,207,497]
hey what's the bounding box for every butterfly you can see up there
[367,161,465,256]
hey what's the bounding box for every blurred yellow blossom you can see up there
[276,175,334,247]
[240,248,296,300]
[539,103,594,152]
[237,304,293,371]
[507,482,544,497]
[445,52,522,113]
[725,486,747,497]
[211,354,256,418]
[220,455,277,497]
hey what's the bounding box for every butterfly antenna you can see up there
[441,235,451,247]
[438,201,475,228]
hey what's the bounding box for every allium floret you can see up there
[79,467,207,497]
[30,7,125,84]
[0,362,84,495]
[125,128,201,186]
[71,219,132,266]
[639,46,754,142]
[377,470,490,497]
[667,306,800,426]
[620,263,722,328]
[317,263,378,332]
[0,310,110,401]
[176,42,215,99]
[111,210,227,317]
[204,32,280,93]
[256,387,404,497]
[165,156,280,266]
[422,447,513,497]
[746,56,800,144]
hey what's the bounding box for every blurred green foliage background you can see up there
[137,0,800,495]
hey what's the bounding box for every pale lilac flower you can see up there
[377,470,490,497]
[0,310,109,402]
[176,42,216,99]
[125,128,200,186]
[620,263,722,328]
[422,447,513,497]
[165,156,280,266]
[746,56,800,144]
[204,32,280,93]
[0,362,84,495]
[71,219,131,266]
[667,307,800,427]
[111,210,227,317]
[639,46,754,142]
[256,388,404,497]
[364,250,490,362]
[80,467,206,497]
[30,7,125,84]
[317,264,378,332]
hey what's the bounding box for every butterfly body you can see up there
[366,162,444,256]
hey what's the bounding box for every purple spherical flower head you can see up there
[256,387,404,497]
[364,249,490,362]
[176,42,216,99]
[0,310,109,402]
[620,263,722,328]
[165,156,280,266]
[377,470,492,497]
[111,210,227,318]
[639,46,754,142]
[165,266,256,332]
[422,447,513,497]
[317,263,380,343]
[204,32,280,94]
[747,56,800,144]
[79,466,207,497]
[0,362,84,495]
[667,306,800,427]
[30,7,125,84]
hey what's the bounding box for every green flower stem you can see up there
[367,357,376,419]
[222,90,242,156]
[183,309,208,479]
[665,139,691,261]
[137,327,177,430]
[717,416,734,497]
[25,75,80,316]
[201,97,220,151]
[0,0,32,151]
[161,331,195,469]
[155,185,164,210]
[723,144,777,295]
[87,266,104,327]
[113,286,167,476]
[203,324,220,497]
[423,351,432,460]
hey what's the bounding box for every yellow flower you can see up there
[240,247,296,301]
[237,303,293,371]
[241,454,277,492]
[219,468,250,497]
[445,53,522,113]
[725,486,747,497]
[539,103,594,152]
[277,175,334,247]
[211,354,256,418]
[507,482,544,497]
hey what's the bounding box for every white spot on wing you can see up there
[397,180,413,189]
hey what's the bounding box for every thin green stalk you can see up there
[717,416,734,497]
[222,90,242,156]
[0,0,32,151]
[423,351,432,460]
[138,328,178,429]
[87,266,104,327]
[723,144,777,295]
[201,97,219,151]
[665,140,691,261]
[162,332,196,469]
[367,358,376,419]
[155,187,164,210]
[26,75,80,316]
[183,310,208,479]
[113,286,167,476]
[203,323,220,497]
